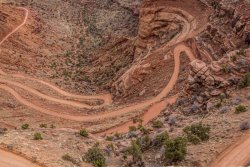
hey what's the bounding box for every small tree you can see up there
[84,144,106,167]
[164,137,187,164]
[129,126,137,132]
[154,132,169,146]
[238,73,250,88]
[183,123,210,144]
[235,105,247,114]
[21,124,29,130]
[80,129,89,137]
[152,120,164,128]
[33,133,43,140]
[126,140,142,161]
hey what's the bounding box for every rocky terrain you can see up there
[0,0,249,167]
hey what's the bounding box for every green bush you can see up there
[154,132,169,146]
[183,123,210,144]
[235,105,247,114]
[80,129,89,137]
[126,140,142,161]
[84,145,106,167]
[139,126,150,135]
[136,135,151,151]
[33,133,43,140]
[129,126,137,132]
[164,137,187,163]
[106,136,113,141]
[21,124,29,130]
[39,124,47,128]
[152,120,164,128]
[230,55,237,62]
[238,73,250,88]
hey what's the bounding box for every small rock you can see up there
[167,115,177,126]
[231,97,241,105]
[206,101,214,111]
[240,121,250,131]
[246,93,250,100]
[196,96,204,104]
[219,106,230,114]
[210,90,222,96]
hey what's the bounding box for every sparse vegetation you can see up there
[235,105,247,114]
[152,120,164,128]
[33,133,43,140]
[84,144,106,167]
[21,123,29,130]
[39,124,47,128]
[238,73,250,88]
[106,136,113,141]
[154,132,169,146]
[126,140,142,161]
[129,126,137,132]
[80,129,89,137]
[163,137,187,164]
[136,135,151,151]
[221,64,231,74]
[183,123,210,144]
[139,126,150,135]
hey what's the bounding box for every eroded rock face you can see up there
[188,59,215,89]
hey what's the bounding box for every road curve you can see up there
[211,133,250,167]
[9,74,112,105]
[0,7,28,46]
[0,44,195,122]
[0,149,40,167]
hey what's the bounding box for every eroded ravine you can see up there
[0,4,214,167]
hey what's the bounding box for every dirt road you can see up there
[211,133,250,167]
[0,149,40,167]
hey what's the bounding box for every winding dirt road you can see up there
[211,133,250,167]
[0,4,239,167]
[0,149,40,167]
[0,44,195,122]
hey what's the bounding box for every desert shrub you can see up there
[132,117,143,124]
[62,154,78,165]
[39,124,47,128]
[183,123,210,144]
[114,132,122,139]
[230,55,237,62]
[152,120,164,128]
[136,135,151,151]
[50,124,56,129]
[126,140,142,161]
[84,144,106,167]
[235,105,247,114]
[240,121,250,131]
[33,133,43,140]
[238,73,250,88]
[221,64,231,73]
[139,126,150,135]
[107,143,114,151]
[106,136,113,141]
[154,132,169,147]
[21,124,29,130]
[163,137,187,164]
[236,49,246,56]
[129,126,137,132]
[0,128,7,135]
[80,129,89,137]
